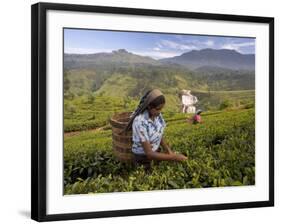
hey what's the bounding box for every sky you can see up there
[64,28,255,59]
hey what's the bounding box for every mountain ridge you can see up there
[159,48,255,70]
[64,49,161,70]
[65,48,255,71]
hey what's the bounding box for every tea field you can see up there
[64,90,254,132]
[64,108,255,194]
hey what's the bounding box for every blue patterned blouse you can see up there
[132,110,166,155]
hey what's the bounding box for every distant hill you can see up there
[65,48,255,71]
[63,48,255,107]
[64,49,161,70]
[159,48,255,70]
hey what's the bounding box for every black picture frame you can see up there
[31,2,274,222]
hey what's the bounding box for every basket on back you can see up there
[109,112,133,162]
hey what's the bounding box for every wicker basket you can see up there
[109,112,133,162]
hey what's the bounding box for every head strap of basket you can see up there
[124,89,164,132]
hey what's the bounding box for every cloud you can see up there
[159,40,198,51]
[155,38,215,52]
[132,50,180,59]
[156,42,163,48]
[221,42,255,52]
[153,47,161,51]
[205,40,214,47]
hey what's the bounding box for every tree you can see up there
[64,71,71,94]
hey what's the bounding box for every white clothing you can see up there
[181,94,198,113]
[182,95,198,106]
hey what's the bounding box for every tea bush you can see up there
[64,108,255,194]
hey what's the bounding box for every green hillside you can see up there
[64,88,254,132]
[95,74,137,97]
[64,49,255,99]
[63,64,255,132]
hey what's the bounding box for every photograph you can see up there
[63,28,256,194]
[31,3,274,221]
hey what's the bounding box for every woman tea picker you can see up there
[125,89,187,169]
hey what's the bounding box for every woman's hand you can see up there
[172,153,188,161]
[141,141,187,162]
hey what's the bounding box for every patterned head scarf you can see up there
[124,89,164,132]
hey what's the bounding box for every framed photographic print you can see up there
[31,2,274,222]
